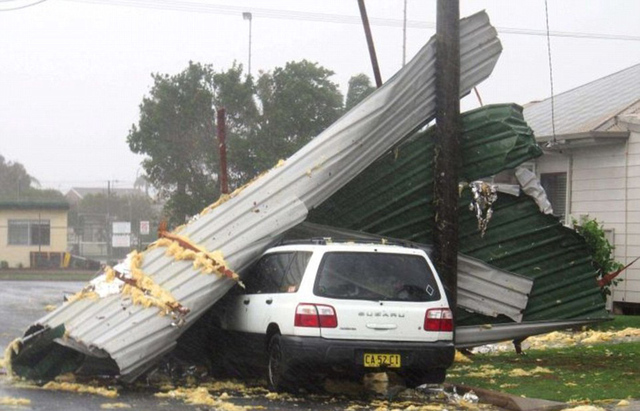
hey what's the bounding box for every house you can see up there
[523,63,640,312]
[0,201,69,268]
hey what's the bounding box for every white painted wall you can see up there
[535,118,640,305]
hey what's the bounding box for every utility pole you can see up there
[357,0,382,88]
[243,12,253,76]
[217,107,229,195]
[107,180,111,262]
[433,0,460,320]
[402,0,408,66]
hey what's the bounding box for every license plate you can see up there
[363,353,401,368]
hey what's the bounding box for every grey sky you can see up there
[1,0,639,192]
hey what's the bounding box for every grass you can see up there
[590,314,640,331]
[0,269,96,282]
[448,318,640,402]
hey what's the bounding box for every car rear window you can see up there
[314,252,441,302]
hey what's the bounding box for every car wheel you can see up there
[267,334,293,392]
[403,368,446,388]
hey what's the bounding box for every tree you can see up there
[345,73,376,112]
[252,60,344,173]
[127,62,219,224]
[0,155,65,202]
[128,60,344,224]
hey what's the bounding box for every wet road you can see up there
[0,281,85,349]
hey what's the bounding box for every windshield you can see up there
[314,252,441,302]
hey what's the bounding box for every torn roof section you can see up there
[11,11,502,382]
[309,103,608,325]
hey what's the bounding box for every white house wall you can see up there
[536,137,640,305]
[620,120,640,304]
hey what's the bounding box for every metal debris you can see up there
[468,181,498,237]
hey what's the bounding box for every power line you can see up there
[64,0,640,42]
[0,0,48,11]
[544,0,558,146]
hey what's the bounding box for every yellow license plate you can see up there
[363,353,401,368]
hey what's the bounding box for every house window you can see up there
[540,173,567,220]
[8,219,51,246]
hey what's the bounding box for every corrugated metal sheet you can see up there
[309,104,542,241]
[458,193,607,324]
[456,319,603,348]
[309,103,609,326]
[523,63,640,137]
[13,11,502,381]
[285,222,533,323]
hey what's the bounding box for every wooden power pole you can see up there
[434,0,460,318]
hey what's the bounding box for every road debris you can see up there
[42,380,119,398]
[0,396,31,407]
[468,181,498,237]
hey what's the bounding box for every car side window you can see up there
[244,252,311,294]
[281,252,312,293]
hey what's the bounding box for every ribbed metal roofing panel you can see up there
[523,63,640,137]
[13,11,502,381]
[309,104,542,240]
[309,103,608,326]
[458,193,607,325]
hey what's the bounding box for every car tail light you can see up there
[424,308,453,332]
[295,303,338,328]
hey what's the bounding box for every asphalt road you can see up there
[0,280,476,411]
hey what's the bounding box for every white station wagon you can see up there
[218,239,454,391]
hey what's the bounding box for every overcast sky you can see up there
[2,0,639,193]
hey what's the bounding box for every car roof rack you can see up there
[277,237,416,248]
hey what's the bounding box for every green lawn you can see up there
[589,314,640,331]
[448,319,640,402]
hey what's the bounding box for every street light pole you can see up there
[243,12,252,76]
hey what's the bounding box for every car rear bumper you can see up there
[279,335,455,371]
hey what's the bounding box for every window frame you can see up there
[7,219,51,246]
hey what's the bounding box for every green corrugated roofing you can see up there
[310,103,608,324]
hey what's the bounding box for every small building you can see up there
[0,201,69,268]
[524,63,640,311]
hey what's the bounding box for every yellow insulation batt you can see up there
[3,338,21,377]
[42,381,119,398]
[0,397,31,407]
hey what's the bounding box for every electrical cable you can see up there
[63,0,640,42]
[0,0,47,11]
[544,0,558,147]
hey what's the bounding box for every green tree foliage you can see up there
[128,60,344,224]
[345,73,376,111]
[574,217,624,297]
[252,60,343,173]
[0,155,65,202]
[127,62,219,224]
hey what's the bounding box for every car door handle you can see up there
[243,299,250,305]
[265,298,273,305]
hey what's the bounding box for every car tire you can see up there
[267,334,294,392]
[403,368,446,388]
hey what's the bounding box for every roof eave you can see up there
[536,130,629,151]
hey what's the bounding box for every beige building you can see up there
[0,201,69,268]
